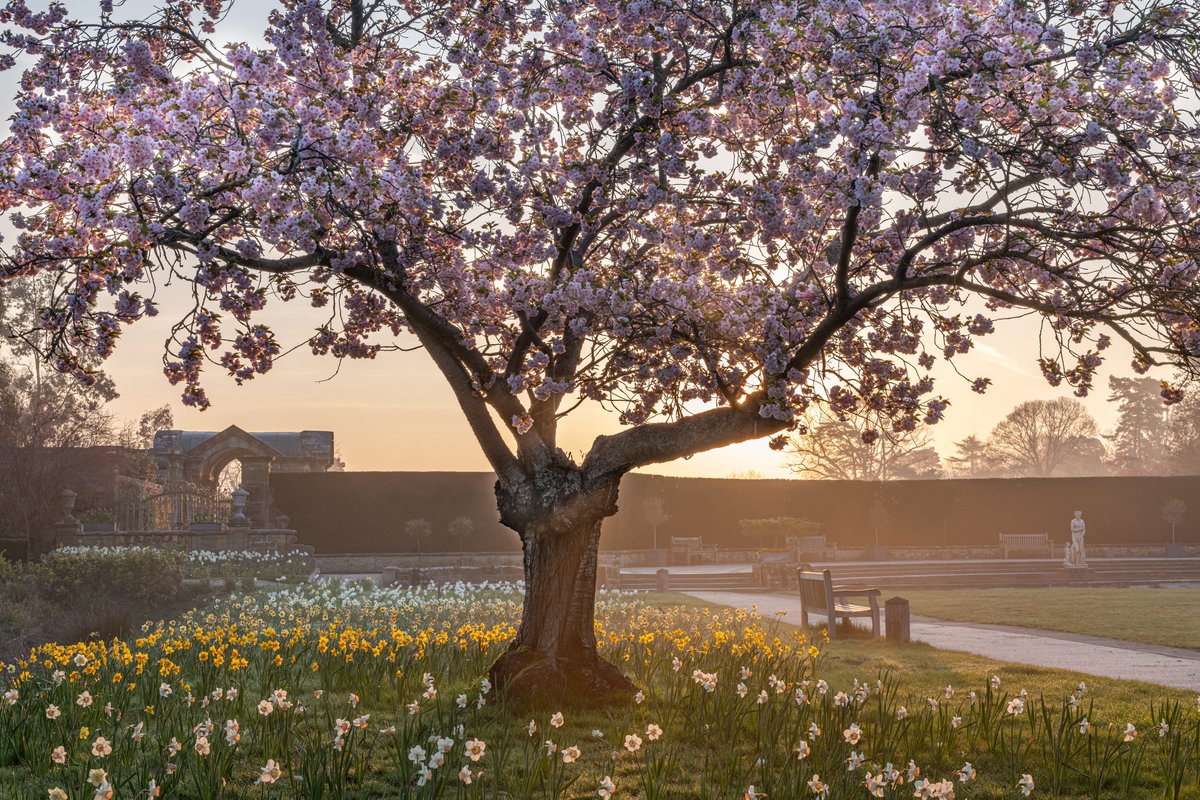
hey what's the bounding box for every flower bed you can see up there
[0,583,1196,798]
[179,548,315,583]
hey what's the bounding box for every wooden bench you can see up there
[671,536,717,565]
[787,534,837,560]
[797,568,881,639]
[999,532,1055,558]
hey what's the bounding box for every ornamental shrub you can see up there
[40,546,185,605]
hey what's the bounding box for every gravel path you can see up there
[685,591,1200,692]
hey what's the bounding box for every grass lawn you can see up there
[890,588,1200,650]
[1,585,1196,799]
[640,591,1198,715]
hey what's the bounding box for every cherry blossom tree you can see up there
[2,0,1200,698]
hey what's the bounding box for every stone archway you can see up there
[152,426,335,527]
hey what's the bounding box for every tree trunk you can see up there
[488,471,635,704]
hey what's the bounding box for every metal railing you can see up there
[117,484,232,532]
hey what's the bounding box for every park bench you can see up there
[787,534,837,560]
[671,536,718,565]
[999,532,1055,558]
[797,567,881,639]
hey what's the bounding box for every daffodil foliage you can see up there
[3,0,1200,692]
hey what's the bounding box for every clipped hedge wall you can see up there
[272,471,1200,553]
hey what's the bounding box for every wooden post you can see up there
[655,568,670,592]
[885,596,911,642]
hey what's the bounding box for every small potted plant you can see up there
[1163,499,1187,558]
[189,509,225,533]
[78,509,117,533]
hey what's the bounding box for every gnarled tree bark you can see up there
[488,462,634,702]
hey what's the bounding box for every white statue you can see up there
[1066,510,1087,567]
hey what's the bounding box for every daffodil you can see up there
[464,738,486,761]
[256,759,282,785]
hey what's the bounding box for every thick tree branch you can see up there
[583,393,786,480]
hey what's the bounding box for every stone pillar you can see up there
[239,456,274,528]
[54,521,83,548]
[380,565,401,587]
[52,488,83,549]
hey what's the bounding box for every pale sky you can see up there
[0,1,1170,477]
[90,295,1151,477]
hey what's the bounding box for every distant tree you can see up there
[116,404,176,483]
[641,496,670,551]
[1166,388,1200,475]
[788,414,941,481]
[737,517,822,550]
[405,519,434,564]
[0,358,118,553]
[0,277,134,549]
[947,435,993,478]
[448,516,474,565]
[1058,436,1111,477]
[725,470,765,480]
[893,447,944,481]
[1105,376,1168,475]
[868,485,904,551]
[987,399,1104,477]
[134,406,174,450]
[1162,499,1186,545]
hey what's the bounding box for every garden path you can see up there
[684,591,1200,692]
